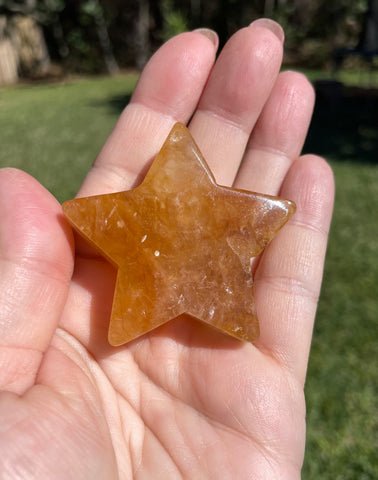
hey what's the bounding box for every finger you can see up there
[254,155,334,385]
[189,19,284,186]
[78,30,218,197]
[235,71,315,194]
[0,168,74,394]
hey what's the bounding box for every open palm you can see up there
[0,20,334,479]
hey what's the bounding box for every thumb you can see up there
[0,169,74,394]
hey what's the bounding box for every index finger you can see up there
[78,31,218,197]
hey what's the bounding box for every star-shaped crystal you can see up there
[62,123,295,345]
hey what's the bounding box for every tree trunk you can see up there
[0,16,19,85]
[51,17,69,58]
[264,0,275,17]
[360,0,378,52]
[10,15,50,76]
[135,0,150,70]
[191,0,201,25]
[93,0,119,75]
[42,0,69,59]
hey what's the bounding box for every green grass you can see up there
[0,74,138,202]
[298,68,378,88]
[302,160,378,479]
[302,78,378,478]
[1,73,377,479]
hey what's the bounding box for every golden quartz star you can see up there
[62,123,296,346]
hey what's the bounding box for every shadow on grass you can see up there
[304,81,378,164]
[96,81,378,165]
[91,93,133,114]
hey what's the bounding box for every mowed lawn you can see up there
[1,73,377,479]
[0,74,138,202]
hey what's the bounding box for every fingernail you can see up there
[193,28,219,49]
[249,18,284,43]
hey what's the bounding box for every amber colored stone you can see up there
[62,123,296,346]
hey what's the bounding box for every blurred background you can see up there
[0,0,377,78]
[0,1,377,478]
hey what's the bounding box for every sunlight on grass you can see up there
[0,74,138,201]
[303,160,378,480]
[297,68,378,88]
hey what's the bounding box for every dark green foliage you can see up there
[0,0,373,72]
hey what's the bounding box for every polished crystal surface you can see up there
[62,123,296,346]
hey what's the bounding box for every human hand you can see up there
[0,19,334,479]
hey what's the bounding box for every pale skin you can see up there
[0,19,334,480]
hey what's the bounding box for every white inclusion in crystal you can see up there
[209,306,215,318]
[117,220,125,228]
[109,206,117,218]
[154,250,160,257]
[225,286,233,295]
[141,234,147,243]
